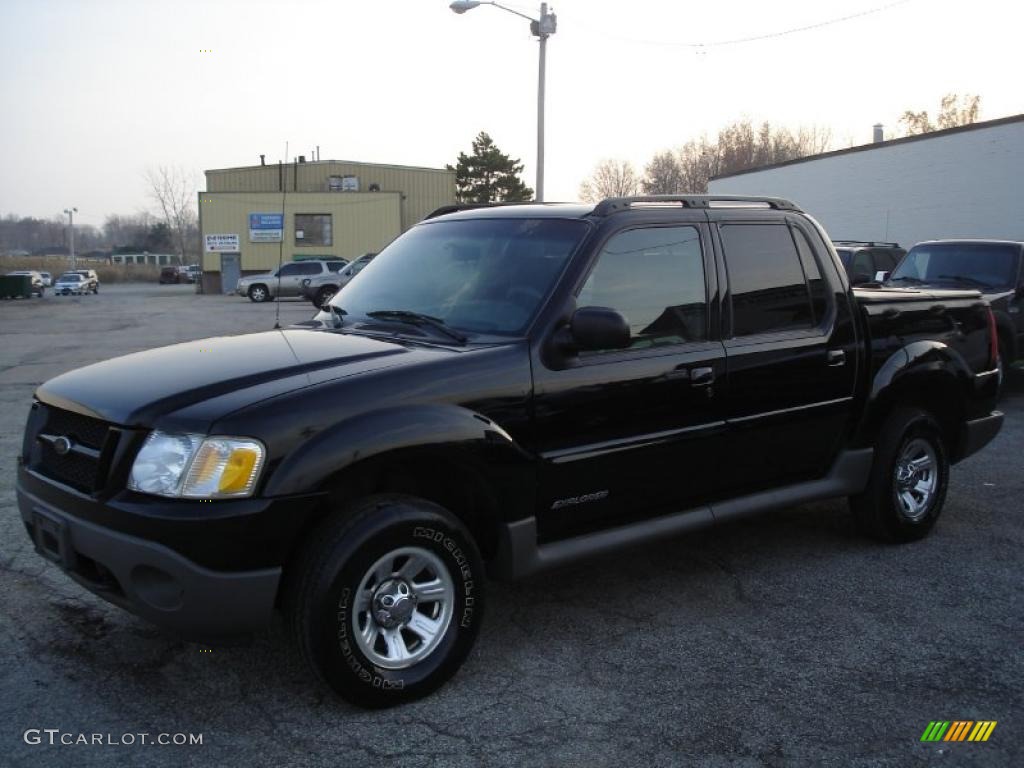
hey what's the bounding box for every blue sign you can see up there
[249,212,284,242]
[249,213,283,229]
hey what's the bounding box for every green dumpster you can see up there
[0,275,34,299]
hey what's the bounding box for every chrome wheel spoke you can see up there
[406,611,442,642]
[398,553,427,581]
[413,578,447,601]
[354,588,373,613]
[382,628,410,663]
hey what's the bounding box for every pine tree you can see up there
[447,132,534,203]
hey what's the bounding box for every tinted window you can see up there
[577,226,706,350]
[721,224,814,336]
[792,228,829,323]
[297,262,321,275]
[278,263,302,277]
[873,250,897,272]
[327,261,346,272]
[891,243,1020,289]
[851,250,874,278]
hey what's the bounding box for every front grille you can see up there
[30,405,119,493]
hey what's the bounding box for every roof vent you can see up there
[873,124,884,143]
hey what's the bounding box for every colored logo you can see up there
[920,721,997,742]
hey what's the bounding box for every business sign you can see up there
[249,213,283,243]
[205,233,240,252]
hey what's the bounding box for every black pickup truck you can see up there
[17,196,1003,708]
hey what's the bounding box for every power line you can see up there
[578,0,912,50]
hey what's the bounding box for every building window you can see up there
[295,214,332,246]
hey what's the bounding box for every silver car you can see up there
[301,253,376,307]
[236,259,347,302]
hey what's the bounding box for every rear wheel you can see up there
[286,494,484,708]
[849,407,949,543]
[248,284,270,303]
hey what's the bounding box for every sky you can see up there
[1,0,1021,227]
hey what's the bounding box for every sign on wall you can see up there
[248,213,284,242]
[205,233,240,252]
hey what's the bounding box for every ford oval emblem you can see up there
[53,436,73,456]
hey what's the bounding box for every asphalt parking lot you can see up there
[1,283,1021,767]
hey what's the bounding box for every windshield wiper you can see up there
[888,275,925,285]
[936,274,995,289]
[365,310,468,344]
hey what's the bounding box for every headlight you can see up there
[128,431,265,499]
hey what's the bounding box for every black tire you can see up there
[286,494,485,708]
[849,407,949,543]
[248,284,270,303]
[313,286,337,309]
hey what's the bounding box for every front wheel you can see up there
[314,286,337,308]
[849,407,949,543]
[287,495,485,708]
[248,284,270,303]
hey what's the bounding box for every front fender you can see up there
[262,403,535,497]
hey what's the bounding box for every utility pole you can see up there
[64,207,78,269]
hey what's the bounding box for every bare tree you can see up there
[640,120,832,195]
[900,93,981,136]
[642,150,686,195]
[145,165,198,263]
[579,159,641,202]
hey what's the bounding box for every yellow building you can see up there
[198,159,455,293]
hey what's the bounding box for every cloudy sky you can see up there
[1,0,1020,226]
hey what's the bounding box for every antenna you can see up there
[272,143,288,329]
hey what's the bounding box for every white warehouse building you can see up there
[708,114,1024,249]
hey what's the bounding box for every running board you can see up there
[492,448,873,580]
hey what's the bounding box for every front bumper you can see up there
[957,411,1004,462]
[16,474,323,640]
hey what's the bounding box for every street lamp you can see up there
[450,1,557,202]
[63,207,78,269]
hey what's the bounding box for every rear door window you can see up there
[720,224,816,337]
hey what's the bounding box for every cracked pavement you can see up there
[1,284,1021,766]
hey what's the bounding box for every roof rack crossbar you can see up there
[592,195,800,216]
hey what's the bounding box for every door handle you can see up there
[826,350,846,367]
[690,367,715,387]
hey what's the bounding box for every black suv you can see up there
[832,241,906,285]
[887,239,1024,382]
[17,197,1002,708]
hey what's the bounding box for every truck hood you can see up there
[36,329,413,426]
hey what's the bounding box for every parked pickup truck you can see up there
[17,196,1002,708]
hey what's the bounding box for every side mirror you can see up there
[874,270,890,283]
[570,306,631,351]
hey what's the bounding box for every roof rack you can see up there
[424,201,538,220]
[831,240,902,248]
[591,195,801,216]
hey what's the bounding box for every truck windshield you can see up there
[329,218,589,335]
[891,243,1020,289]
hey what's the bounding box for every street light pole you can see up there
[450,1,557,202]
[63,207,78,269]
[536,3,548,202]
